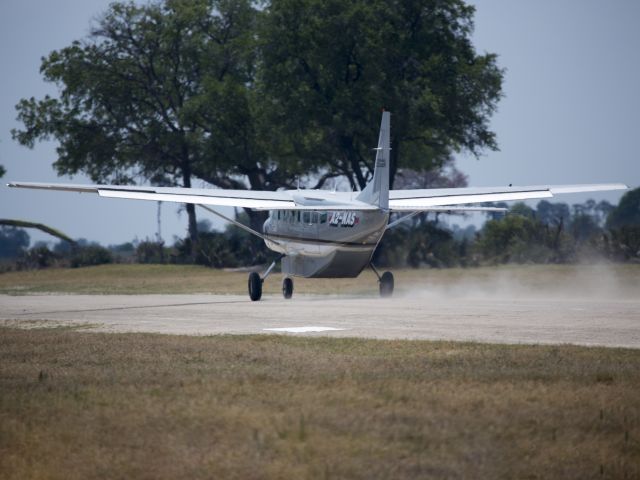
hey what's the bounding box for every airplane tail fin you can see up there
[357,111,390,209]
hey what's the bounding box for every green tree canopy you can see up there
[259,0,503,188]
[606,187,640,229]
[0,226,30,259]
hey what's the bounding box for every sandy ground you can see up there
[2,292,639,348]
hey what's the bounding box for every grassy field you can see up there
[1,328,639,479]
[0,263,639,296]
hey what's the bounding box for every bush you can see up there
[374,221,463,268]
[474,215,573,264]
[136,241,167,264]
[173,226,276,268]
[608,226,640,261]
[17,246,60,269]
[69,245,113,268]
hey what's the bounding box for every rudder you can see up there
[357,111,390,209]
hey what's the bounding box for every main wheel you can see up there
[248,272,263,301]
[379,271,394,298]
[282,277,294,299]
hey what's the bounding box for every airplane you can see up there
[8,111,628,301]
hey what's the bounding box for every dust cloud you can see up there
[398,264,640,302]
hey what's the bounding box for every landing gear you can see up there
[247,256,284,301]
[282,277,294,299]
[248,272,263,301]
[379,271,394,298]
[370,263,394,298]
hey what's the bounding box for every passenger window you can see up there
[297,211,301,222]
[277,210,281,220]
[303,211,310,224]
[320,212,327,224]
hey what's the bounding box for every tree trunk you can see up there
[181,159,198,257]
[340,135,367,190]
[185,203,198,242]
[246,209,268,234]
[390,139,399,189]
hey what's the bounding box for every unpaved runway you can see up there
[2,293,639,348]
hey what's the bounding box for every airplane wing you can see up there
[388,184,628,211]
[6,181,378,210]
[8,181,628,212]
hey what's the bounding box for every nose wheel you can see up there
[248,272,263,301]
[282,277,294,299]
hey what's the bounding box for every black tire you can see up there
[379,271,394,298]
[282,277,294,299]
[248,272,262,301]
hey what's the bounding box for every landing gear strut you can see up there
[370,264,394,298]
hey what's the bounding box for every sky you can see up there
[1,0,638,246]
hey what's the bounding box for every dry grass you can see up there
[1,328,639,479]
[0,263,639,297]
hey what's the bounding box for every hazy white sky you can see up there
[1,1,638,245]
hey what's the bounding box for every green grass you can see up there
[0,328,638,479]
[0,263,639,296]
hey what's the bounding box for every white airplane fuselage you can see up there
[263,209,388,278]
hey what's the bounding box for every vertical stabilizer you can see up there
[357,111,390,209]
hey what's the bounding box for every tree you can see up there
[509,202,535,219]
[258,0,503,189]
[12,0,260,245]
[394,156,468,190]
[606,187,640,229]
[536,200,570,227]
[605,187,640,261]
[0,227,30,259]
[0,219,76,245]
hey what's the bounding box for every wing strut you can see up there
[197,205,281,246]
[386,212,422,230]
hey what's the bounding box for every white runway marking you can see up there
[263,326,346,333]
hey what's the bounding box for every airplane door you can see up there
[302,211,320,255]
